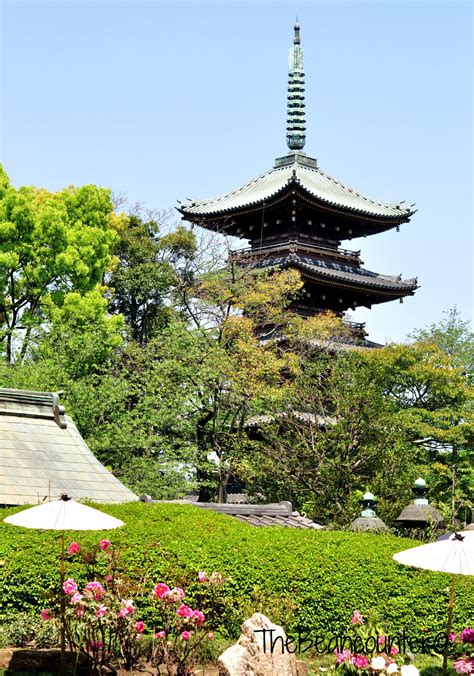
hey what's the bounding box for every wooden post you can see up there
[60,530,66,676]
[442,575,455,674]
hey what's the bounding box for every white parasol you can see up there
[3,494,124,675]
[393,531,474,673]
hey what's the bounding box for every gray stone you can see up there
[218,612,298,676]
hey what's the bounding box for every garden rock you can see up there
[0,648,91,674]
[218,612,299,676]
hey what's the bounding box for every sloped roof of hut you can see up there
[0,388,137,506]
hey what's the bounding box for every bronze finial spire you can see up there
[286,19,306,151]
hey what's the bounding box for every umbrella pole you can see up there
[442,574,455,674]
[60,530,66,676]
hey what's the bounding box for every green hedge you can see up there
[0,503,472,640]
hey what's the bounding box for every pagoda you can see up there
[179,22,418,334]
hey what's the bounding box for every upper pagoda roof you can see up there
[179,153,414,224]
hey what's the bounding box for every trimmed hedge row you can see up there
[0,503,472,639]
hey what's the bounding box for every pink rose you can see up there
[460,628,474,644]
[453,659,472,674]
[96,604,108,617]
[192,609,205,625]
[63,578,78,595]
[71,592,83,605]
[353,655,369,669]
[67,542,80,556]
[118,600,134,617]
[40,608,52,621]
[177,604,194,618]
[153,583,170,599]
[181,631,191,641]
[99,539,111,551]
[89,640,103,651]
[85,581,105,600]
[390,646,399,656]
[167,587,185,602]
[156,630,166,639]
[334,649,352,665]
[351,609,364,625]
[450,633,458,642]
[208,632,215,640]
[135,621,145,633]
[198,571,207,582]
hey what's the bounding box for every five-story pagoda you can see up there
[179,22,418,335]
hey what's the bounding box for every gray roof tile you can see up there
[180,156,414,221]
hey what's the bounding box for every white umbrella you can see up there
[393,531,474,673]
[3,494,125,675]
[4,497,125,531]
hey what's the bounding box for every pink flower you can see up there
[135,621,145,633]
[99,539,111,551]
[85,581,105,600]
[208,632,215,640]
[453,659,472,674]
[353,655,369,669]
[153,583,170,599]
[40,608,52,621]
[156,630,166,639]
[198,571,207,582]
[378,636,387,646]
[71,592,83,605]
[181,631,191,641]
[105,574,113,584]
[118,599,135,617]
[89,640,103,651]
[450,633,458,642]
[390,646,399,656]
[334,649,352,665]
[177,604,194,618]
[63,578,78,595]
[192,609,205,625]
[96,604,108,617]
[167,587,185,602]
[351,609,364,625]
[67,542,80,556]
[460,628,474,643]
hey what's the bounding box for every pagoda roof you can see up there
[255,251,418,295]
[179,153,415,225]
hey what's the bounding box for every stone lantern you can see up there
[349,492,388,532]
[396,478,445,530]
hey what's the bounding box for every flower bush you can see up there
[450,628,474,674]
[150,572,218,675]
[334,610,410,675]
[40,540,219,675]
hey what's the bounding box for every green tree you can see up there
[108,212,196,343]
[0,166,120,361]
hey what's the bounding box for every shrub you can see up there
[0,503,473,644]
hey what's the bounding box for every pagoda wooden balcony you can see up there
[229,239,362,265]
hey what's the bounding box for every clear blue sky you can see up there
[1,0,472,343]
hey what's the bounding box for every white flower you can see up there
[401,666,419,676]
[387,663,399,674]
[371,657,386,671]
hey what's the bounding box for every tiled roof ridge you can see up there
[180,158,414,221]
[0,387,67,429]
